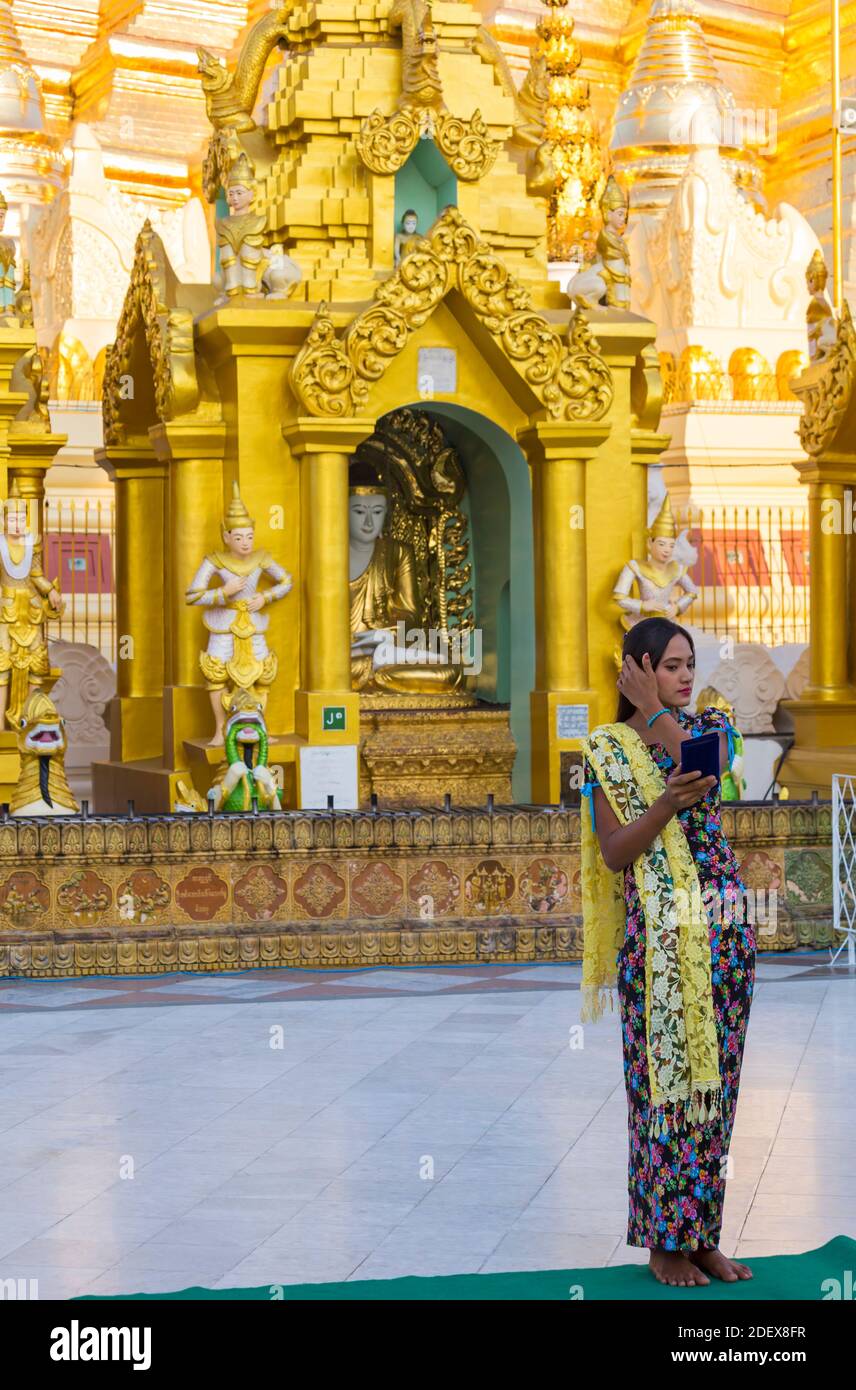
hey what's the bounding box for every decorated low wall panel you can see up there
[0,802,835,977]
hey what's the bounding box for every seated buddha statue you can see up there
[349,462,462,694]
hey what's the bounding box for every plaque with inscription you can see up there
[556,704,589,740]
[299,745,359,810]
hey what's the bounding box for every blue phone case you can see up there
[679,732,720,782]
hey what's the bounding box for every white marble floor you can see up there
[0,955,852,1297]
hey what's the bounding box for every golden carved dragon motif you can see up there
[290,208,613,422]
[198,4,293,133]
[795,300,856,458]
[102,222,199,446]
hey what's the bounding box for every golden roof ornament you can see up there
[222,482,254,532]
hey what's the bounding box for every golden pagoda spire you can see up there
[0,0,44,133]
[610,0,759,212]
[0,0,60,243]
[538,0,606,262]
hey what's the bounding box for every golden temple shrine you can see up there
[87,0,668,818]
[0,0,850,976]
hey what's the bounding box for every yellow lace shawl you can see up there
[580,722,722,1139]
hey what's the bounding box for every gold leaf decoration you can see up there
[291,207,613,421]
[434,110,499,181]
[355,107,499,182]
[102,222,200,446]
[355,107,423,174]
[794,301,856,458]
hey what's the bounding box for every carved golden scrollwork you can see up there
[355,107,499,181]
[355,107,424,174]
[102,221,200,447]
[434,110,499,181]
[291,207,613,423]
[795,301,856,458]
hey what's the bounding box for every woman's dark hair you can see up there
[616,618,695,722]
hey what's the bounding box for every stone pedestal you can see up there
[358,697,516,809]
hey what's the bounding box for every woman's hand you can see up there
[616,651,660,717]
[661,767,717,813]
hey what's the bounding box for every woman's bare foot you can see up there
[649,1251,710,1287]
[689,1248,753,1282]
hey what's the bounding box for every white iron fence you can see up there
[832,773,856,969]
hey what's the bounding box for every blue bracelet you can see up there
[646,706,670,728]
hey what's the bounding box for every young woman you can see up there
[581,618,755,1288]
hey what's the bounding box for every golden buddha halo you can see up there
[222,481,254,532]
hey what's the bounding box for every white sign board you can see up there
[298,745,359,810]
[418,347,457,395]
[556,704,589,740]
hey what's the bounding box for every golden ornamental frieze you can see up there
[102,222,199,447]
[796,301,856,458]
[356,106,499,182]
[290,208,613,422]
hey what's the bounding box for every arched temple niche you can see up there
[419,402,535,801]
[393,143,457,259]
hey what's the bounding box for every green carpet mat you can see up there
[77,1236,856,1300]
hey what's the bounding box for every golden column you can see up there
[149,418,226,769]
[283,418,375,745]
[519,418,610,803]
[785,311,856,795]
[807,479,851,696]
[96,441,167,765]
[0,326,36,497]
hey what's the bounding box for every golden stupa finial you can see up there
[648,493,677,540]
[610,0,756,211]
[222,481,254,532]
[538,0,606,260]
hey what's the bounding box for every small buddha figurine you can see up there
[394,209,420,267]
[0,492,64,729]
[0,190,17,318]
[349,461,461,693]
[186,483,293,744]
[613,494,698,631]
[216,153,267,301]
[805,249,837,362]
[568,175,631,311]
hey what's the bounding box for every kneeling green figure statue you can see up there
[176,690,282,812]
